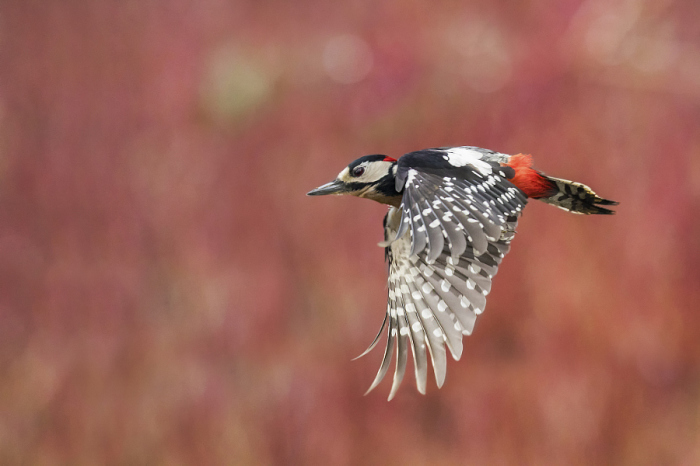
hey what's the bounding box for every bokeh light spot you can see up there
[200,46,274,121]
[322,34,374,84]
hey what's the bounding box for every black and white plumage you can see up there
[308,146,617,399]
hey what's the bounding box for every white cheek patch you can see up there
[337,167,350,181]
[357,161,393,183]
[444,148,492,176]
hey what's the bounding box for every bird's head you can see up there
[307,154,401,206]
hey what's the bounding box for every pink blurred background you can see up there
[2,0,700,464]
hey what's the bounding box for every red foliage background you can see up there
[1,1,700,464]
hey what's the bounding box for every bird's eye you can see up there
[352,166,365,177]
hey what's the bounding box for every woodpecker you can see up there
[308,146,617,399]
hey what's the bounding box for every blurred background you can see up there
[1,0,699,464]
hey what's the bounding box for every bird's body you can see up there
[308,146,617,399]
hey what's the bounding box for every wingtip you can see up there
[429,351,447,389]
[353,313,388,361]
[435,373,446,389]
[449,344,463,361]
[364,378,382,396]
[351,351,369,361]
[387,389,398,401]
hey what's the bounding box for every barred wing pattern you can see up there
[361,151,528,399]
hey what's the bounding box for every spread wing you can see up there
[358,148,528,399]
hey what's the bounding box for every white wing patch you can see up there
[444,147,493,176]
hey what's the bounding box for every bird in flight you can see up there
[308,146,617,399]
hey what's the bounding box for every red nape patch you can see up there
[383,156,397,162]
[504,154,556,198]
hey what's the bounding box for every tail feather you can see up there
[536,175,618,215]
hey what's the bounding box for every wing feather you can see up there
[405,191,429,257]
[402,274,448,387]
[414,256,478,334]
[437,196,490,255]
[388,304,409,401]
[411,271,464,360]
[399,277,429,394]
[365,304,396,395]
[420,199,446,263]
[353,311,388,360]
[413,178,469,257]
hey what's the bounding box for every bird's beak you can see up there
[307,179,349,196]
